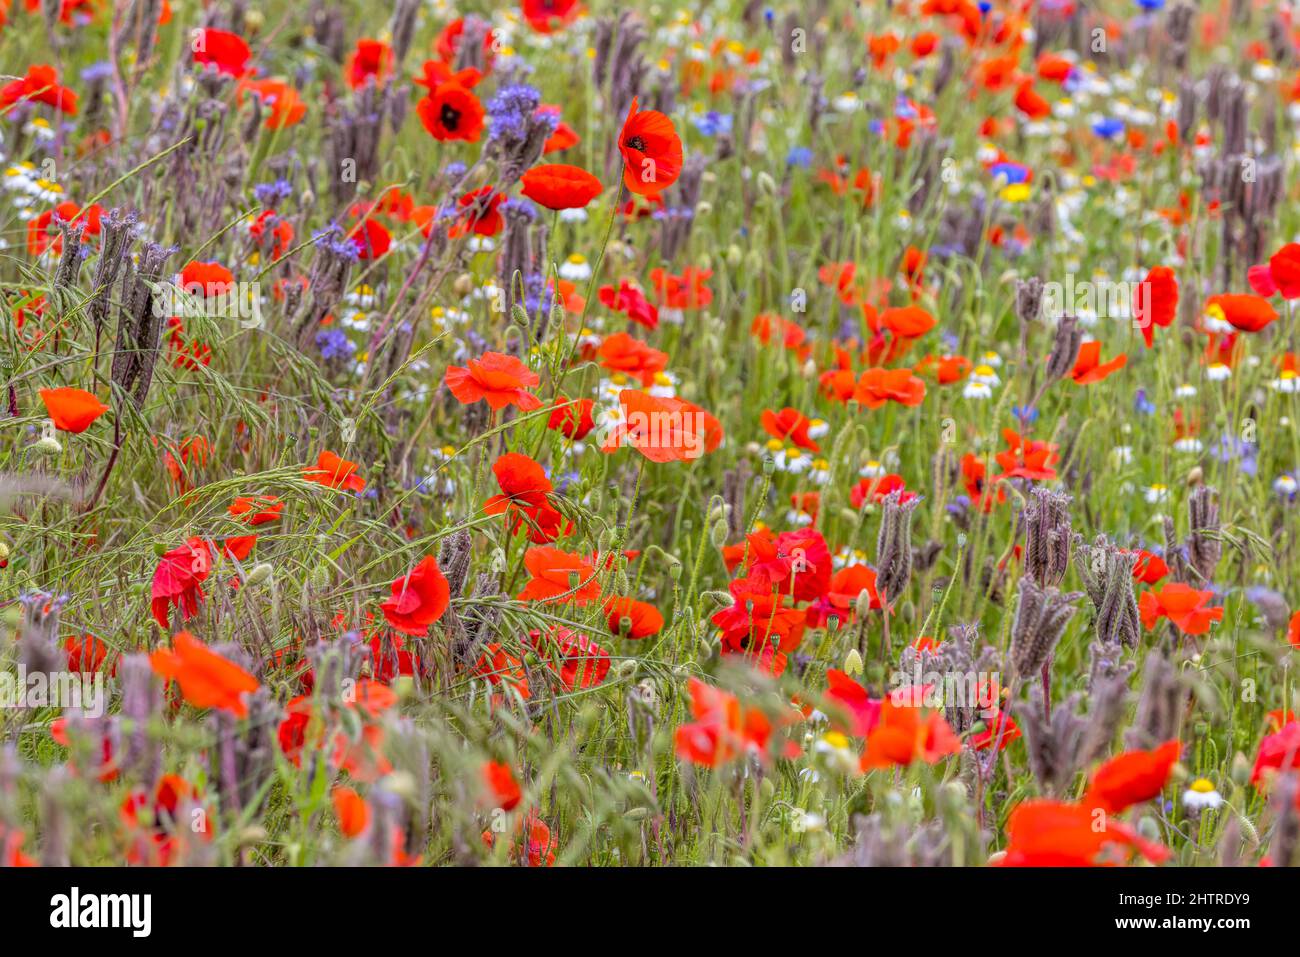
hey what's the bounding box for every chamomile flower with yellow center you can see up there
[1145,483,1170,504]
[979,350,1003,368]
[786,506,814,526]
[831,91,861,113]
[648,370,678,398]
[860,459,886,479]
[832,546,870,569]
[1173,437,1203,453]
[813,730,858,774]
[559,253,591,281]
[23,118,55,142]
[971,363,1001,387]
[1202,302,1232,334]
[807,418,829,440]
[1206,362,1231,382]
[1272,368,1299,393]
[1174,383,1198,399]
[808,457,831,486]
[1111,445,1134,466]
[1274,474,1298,498]
[344,284,377,309]
[1182,778,1223,812]
[894,208,913,231]
[340,310,371,332]
[963,379,993,399]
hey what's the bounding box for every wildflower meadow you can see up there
[2,0,1300,894]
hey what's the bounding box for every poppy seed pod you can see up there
[875,489,920,602]
[1009,576,1082,679]
[1023,486,1073,587]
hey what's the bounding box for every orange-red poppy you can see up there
[303,450,367,493]
[518,546,600,604]
[852,367,927,409]
[600,389,724,463]
[381,555,450,636]
[859,697,960,770]
[192,28,251,78]
[149,631,259,718]
[39,387,108,433]
[444,351,542,411]
[1139,583,1223,635]
[1071,340,1128,384]
[417,82,485,142]
[1084,740,1181,814]
[617,96,683,196]
[604,596,664,639]
[521,163,602,210]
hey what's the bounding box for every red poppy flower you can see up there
[381,555,450,636]
[150,538,213,629]
[149,631,259,718]
[617,96,683,196]
[1084,740,1181,814]
[192,29,252,78]
[228,495,283,526]
[65,634,110,674]
[449,186,505,237]
[853,367,927,409]
[1248,243,1300,299]
[1131,550,1169,584]
[414,60,483,91]
[711,575,806,655]
[348,218,391,260]
[994,429,1059,482]
[179,260,235,297]
[760,407,820,452]
[444,351,542,411]
[1139,584,1223,635]
[596,332,669,385]
[859,697,960,770]
[483,453,566,544]
[825,564,882,615]
[38,387,108,433]
[547,395,595,440]
[521,163,602,210]
[236,78,307,129]
[527,627,610,689]
[517,547,600,605]
[1133,265,1177,348]
[1290,611,1300,651]
[522,0,581,33]
[417,83,485,142]
[1251,720,1300,785]
[674,678,794,768]
[1014,80,1051,119]
[880,305,936,339]
[535,104,579,153]
[0,64,78,114]
[345,39,393,89]
[303,450,367,493]
[1070,340,1128,384]
[598,279,659,329]
[601,389,723,463]
[997,798,1170,867]
[332,787,369,838]
[604,596,664,639]
[1206,293,1278,333]
[481,761,522,812]
[824,669,882,737]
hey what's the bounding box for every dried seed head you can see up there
[875,489,920,602]
[1009,577,1081,678]
[1186,485,1221,584]
[1023,486,1073,587]
[1044,313,1083,382]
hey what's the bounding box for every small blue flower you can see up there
[692,111,732,137]
[1092,117,1125,140]
[786,146,814,168]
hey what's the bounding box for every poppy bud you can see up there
[725,244,742,267]
[34,436,62,455]
[453,273,474,296]
[843,648,863,676]
[854,590,874,619]
[616,659,638,679]
[1186,466,1203,487]
[246,562,273,586]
